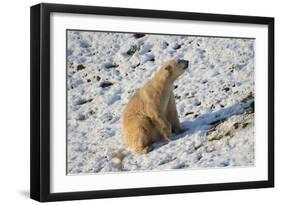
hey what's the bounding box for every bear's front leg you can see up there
[166,91,184,134]
[147,105,172,141]
[162,122,172,141]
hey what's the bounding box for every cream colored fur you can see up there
[123,59,187,154]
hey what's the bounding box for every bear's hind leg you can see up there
[124,115,170,154]
[126,117,156,154]
[133,144,152,154]
[131,130,152,154]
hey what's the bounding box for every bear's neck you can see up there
[152,71,174,92]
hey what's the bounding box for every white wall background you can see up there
[0,0,279,204]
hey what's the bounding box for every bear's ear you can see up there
[164,65,172,73]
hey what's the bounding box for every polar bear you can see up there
[123,59,189,154]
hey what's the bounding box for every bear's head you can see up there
[162,59,189,81]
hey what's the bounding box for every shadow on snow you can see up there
[152,99,254,151]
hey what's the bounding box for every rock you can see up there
[173,43,181,49]
[201,79,208,84]
[161,42,169,49]
[104,62,119,69]
[224,131,232,137]
[131,63,140,68]
[126,45,139,56]
[185,112,194,116]
[86,110,95,118]
[241,92,254,103]
[233,122,240,129]
[195,102,201,106]
[149,57,155,62]
[242,123,249,128]
[100,81,113,88]
[208,135,224,141]
[223,87,230,92]
[229,64,236,72]
[133,33,146,38]
[75,98,93,106]
[77,64,86,71]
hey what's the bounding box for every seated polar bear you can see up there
[123,59,189,154]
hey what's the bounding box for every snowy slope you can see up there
[66,30,255,174]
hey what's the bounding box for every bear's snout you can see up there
[178,59,189,69]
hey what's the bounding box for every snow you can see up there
[66,30,255,174]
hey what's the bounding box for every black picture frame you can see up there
[30,3,274,202]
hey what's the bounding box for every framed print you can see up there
[30,3,274,202]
